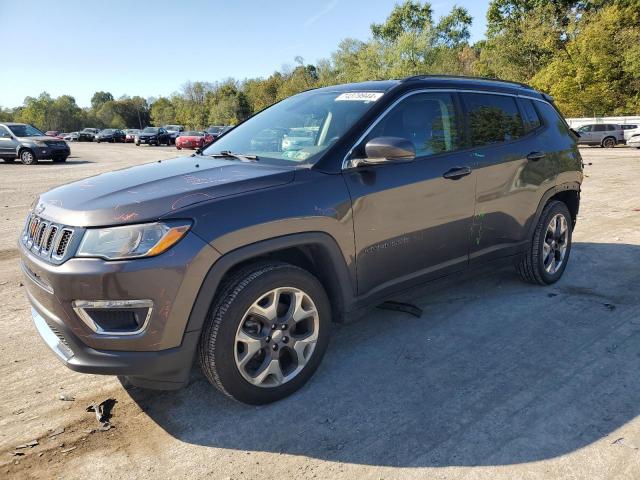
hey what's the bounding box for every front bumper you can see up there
[20,231,220,388]
[30,299,200,388]
[33,146,70,159]
[137,137,157,144]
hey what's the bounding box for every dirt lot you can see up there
[1,143,639,480]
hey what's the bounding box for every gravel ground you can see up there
[1,143,639,480]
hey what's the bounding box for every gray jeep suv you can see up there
[20,76,582,404]
[0,123,70,164]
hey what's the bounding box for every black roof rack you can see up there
[401,74,535,90]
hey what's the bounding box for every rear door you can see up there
[344,91,475,296]
[462,93,556,262]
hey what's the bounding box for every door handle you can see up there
[442,166,472,180]
[526,151,546,161]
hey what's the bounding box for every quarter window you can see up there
[363,92,460,158]
[463,93,524,146]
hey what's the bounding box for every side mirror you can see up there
[351,136,416,167]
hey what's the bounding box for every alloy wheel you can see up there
[543,213,569,274]
[234,287,319,388]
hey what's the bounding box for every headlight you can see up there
[34,141,48,147]
[77,221,191,260]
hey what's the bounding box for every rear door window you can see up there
[463,93,524,146]
[593,125,606,132]
[520,99,542,132]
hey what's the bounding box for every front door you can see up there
[0,126,18,157]
[343,91,476,296]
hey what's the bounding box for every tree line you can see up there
[1,0,638,132]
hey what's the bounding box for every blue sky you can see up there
[0,0,489,108]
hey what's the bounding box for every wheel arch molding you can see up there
[184,232,356,334]
[528,182,581,239]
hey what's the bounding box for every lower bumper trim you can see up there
[32,307,75,361]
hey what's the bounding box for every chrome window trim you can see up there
[341,88,553,170]
[72,299,154,336]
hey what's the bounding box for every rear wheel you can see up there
[602,136,616,148]
[198,262,331,404]
[20,149,37,165]
[516,200,572,285]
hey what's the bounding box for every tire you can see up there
[135,142,140,146]
[516,200,572,285]
[20,149,37,165]
[602,136,616,148]
[198,262,331,405]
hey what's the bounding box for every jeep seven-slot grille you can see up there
[23,215,75,262]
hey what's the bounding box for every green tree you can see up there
[90,91,114,111]
[371,0,433,43]
[150,97,176,126]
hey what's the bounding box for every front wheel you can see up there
[20,149,37,165]
[516,200,572,285]
[198,262,331,404]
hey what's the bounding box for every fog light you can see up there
[72,300,153,335]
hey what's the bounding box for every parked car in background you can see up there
[163,124,185,144]
[124,129,140,143]
[0,122,70,164]
[57,133,69,140]
[95,129,126,143]
[627,133,640,149]
[281,127,317,151]
[175,131,208,150]
[575,123,625,147]
[620,124,640,141]
[19,77,583,404]
[78,128,101,142]
[135,127,172,146]
[45,130,60,138]
[206,125,225,139]
[63,132,80,141]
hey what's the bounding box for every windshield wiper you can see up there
[207,151,259,162]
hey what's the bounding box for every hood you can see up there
[17,135,57,142]
[35,156,295,227]
[139,132,158,137]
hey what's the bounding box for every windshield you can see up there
[182,131,202,136]
[101,129,115,134]
[207,126,223,134]
[202,90,384,164]
[165,125,181,131]
[143,127,159,133]
[8,124,44,137]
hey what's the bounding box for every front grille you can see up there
[45,140,67,147]
[22,215,76,263]
[56,230,72,257]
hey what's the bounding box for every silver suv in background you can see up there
[575,123,625,148]
[0,123,70,164]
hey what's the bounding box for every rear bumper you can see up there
[29,293,199,389]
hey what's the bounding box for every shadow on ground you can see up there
[126,242,640,467]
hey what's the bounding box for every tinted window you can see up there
[577,125,592,133]
[364,92,460,158]
[464,93,524,146]
[621,124,638,130]
[521,99,542,132]
[593,124,606,132]
[0,126,11,137]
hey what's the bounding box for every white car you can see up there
[621,124,640,141]
[627,133,640,149]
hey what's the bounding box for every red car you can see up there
[45,130,64,139]
[175,131,212,150]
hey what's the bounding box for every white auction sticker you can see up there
[335,92,384,102]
